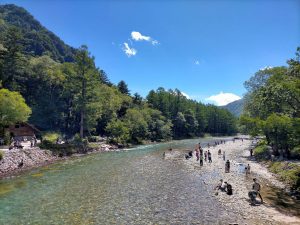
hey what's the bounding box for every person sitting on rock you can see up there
[215,179,226,191]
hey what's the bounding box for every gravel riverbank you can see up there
[0,142,119,179]
[166,138,300,225]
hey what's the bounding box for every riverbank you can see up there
[0,142,119,179]
[166,138,300,225]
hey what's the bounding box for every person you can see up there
[250,148,253,157]
[169,148,172,151]
[185,150,193,160]
[245,164,251,175]
[252,178,263,203]
[30,139,34,148]
[195,149,199,161]
[215,179,226,191]
[225,160,230,173]
[199,152,203,166]
[204,151,207,161]
[208,150,212,163]
[223,151,226,161]
[226,182,233,195]
[163,152,166,158]
[218,149,221,155]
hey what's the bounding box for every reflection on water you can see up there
[0,138,251,224]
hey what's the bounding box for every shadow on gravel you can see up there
[262,186,300,217]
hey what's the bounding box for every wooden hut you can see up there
[6,122,40,140]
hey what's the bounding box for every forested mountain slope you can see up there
[0,4,76,62]
[222,99,244,117]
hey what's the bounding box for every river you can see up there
[0,137,264,224]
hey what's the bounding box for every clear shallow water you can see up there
[0,137,241,224]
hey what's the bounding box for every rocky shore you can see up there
[166,138,300,225]
[0,142,119,179]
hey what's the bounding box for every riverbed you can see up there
[0,137,299,224]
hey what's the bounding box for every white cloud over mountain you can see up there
[123,42,137,57]
[205,92,241,106]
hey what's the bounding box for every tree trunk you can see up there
[80,110,84,138]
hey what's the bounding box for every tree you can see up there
[0,26,26,91]
[0,88,31,127]
[117,80,130,95]
[74,45,103,138]
[105,119,129,145]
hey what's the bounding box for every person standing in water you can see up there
[245,164,251,175]
[195,149,199,161]
[208,150,212,163]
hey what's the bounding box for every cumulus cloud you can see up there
[123,42,137,57]
[131,31,159,46]
[195,60,200,65]
[205,92,241,106]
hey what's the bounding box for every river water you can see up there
[0,137,245,224]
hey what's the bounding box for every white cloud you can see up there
[151,40,159,46]
[131,31,151,41]
[181,92,190,99]
[122,42,137,57]
[195,60,200,65]
[131,31,159,46]
[205,92,241,106]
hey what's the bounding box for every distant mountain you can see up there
[222,99,244,117]
[0,4,76,62]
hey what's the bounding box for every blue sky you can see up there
[2,0,300,105]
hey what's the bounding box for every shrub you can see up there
[254,143,270,160]
[42,132,61,143]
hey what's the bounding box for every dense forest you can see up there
[0,4,237,145]
[240,48,300,158]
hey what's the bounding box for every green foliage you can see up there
[42,132,60,143]
[242,47,300,158]
[105,119,130,145]
[0,88,31,126]
[254,143,270,160]
[239,115,263,136]
[146,88,237,138]
[269,162,300,191]
[0,150,4,161]
[117,80,130,95]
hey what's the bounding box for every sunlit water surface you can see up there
[0,137,243,224]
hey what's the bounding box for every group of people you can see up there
[191,145,212,165]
